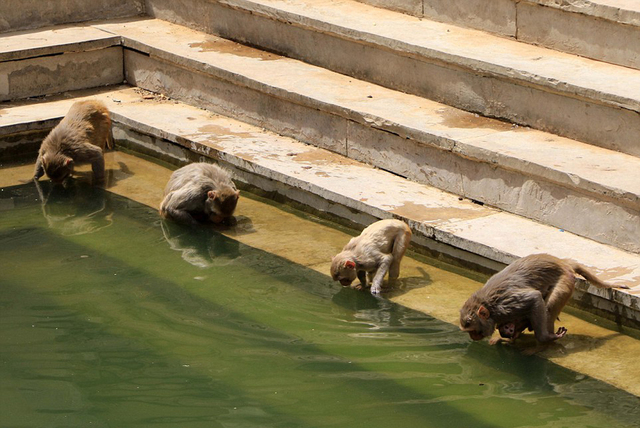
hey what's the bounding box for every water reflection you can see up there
[161,220,241,268]
[34,179,114,236]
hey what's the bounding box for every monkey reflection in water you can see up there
[34,179,113,236]
[160,162,239,226]
[331,219,412,294]
[33,100,113,185]
[459,253,629,345]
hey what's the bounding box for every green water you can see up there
[1,182,638,428]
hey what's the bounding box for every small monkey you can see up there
[492,319,532,345]
[331,219,411,294]
[160,162,239,225]
[460,254,628,344]
[34,100,113,184]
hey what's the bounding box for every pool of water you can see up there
[1,180,639,428]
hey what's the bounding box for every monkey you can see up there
[33,100,113,184]
[459,253,629,344]
[330,219,411,294]
[491,319,532,345]
[160,162,240,225]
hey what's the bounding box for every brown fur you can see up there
[33,100,113,184]
[459,254,627,344]
[331,219,411,294]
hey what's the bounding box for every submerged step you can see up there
[1,86,639,328]
[87,18,640,253]
[143,0,640,157]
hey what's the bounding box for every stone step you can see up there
[144,0,640,158]
[0,0,144,33]
[354,0,640,71]
[89,18,640,254]
[0,25,123,101]
[1,86,639,328]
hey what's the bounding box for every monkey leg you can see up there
[389,229,410,279]
[528,291,566,343]
[76,144,106,183]
[371,255,393,294]
[160,192,200,226]
[544,274,575,335]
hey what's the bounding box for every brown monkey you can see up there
[460,254,628,344]
[492,319,532,345]
[331,219,411,294]
[160,162,239,225]
[34,100,113,184]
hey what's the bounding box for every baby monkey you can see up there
[460,253,629,344]
[331,219,411,294]
[34,100,113,184]
[160,162,240,225]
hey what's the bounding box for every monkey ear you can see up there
[477,305,490,320]
[344,260,356,269]
[207,190,217,200]
[64,158,74,167]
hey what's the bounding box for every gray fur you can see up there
[160,162,239,225]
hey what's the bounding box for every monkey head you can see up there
[498,322,516,339]
[459,300,495,341]
[43,153,74,183]
[204,188,239,223]
[330,253,357,287]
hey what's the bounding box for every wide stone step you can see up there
[354,0,640,71]
[144,0,640,158]
[0,25,123,101]
[0,0,144,33]
[85,18,640,254]
[1,86,639,328]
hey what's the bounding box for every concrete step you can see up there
[85,18,640,254]
[0,0,144,33]
[354,0,640,71]
[0,25,123,101]
[143,0,640,158]
[1,86,639,328]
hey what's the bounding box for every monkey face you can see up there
[205,189,239,223]
[459,304,495,341]
[44,155,74,183]
[330,254,357,286]
[498,322,516,339]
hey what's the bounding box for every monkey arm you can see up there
[84,146,106,183]
[357,270,368,288]
[33,155,45,180]
[370,254,393,294]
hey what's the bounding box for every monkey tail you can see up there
[106,127,115,150]
[570,262,613,289]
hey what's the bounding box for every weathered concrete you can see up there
[353,0,640,70]
[1,87,639,330]
[0,47,123,101]
[142,0,640,156]
[85,18,640,252]
[0,0,145,33]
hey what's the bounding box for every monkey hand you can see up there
[554,326,567,339]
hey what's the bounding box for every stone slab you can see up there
[0,0,144,33]
[1,86,638,327]
[0,47,124,101]
[143,0,640,156]
[0,25,120,62]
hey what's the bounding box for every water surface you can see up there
[1,181,638,428]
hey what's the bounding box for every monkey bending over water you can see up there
[331,219,411,294]
[160,162,239,225]
[460,254,628,344]
[34,100,113,184]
